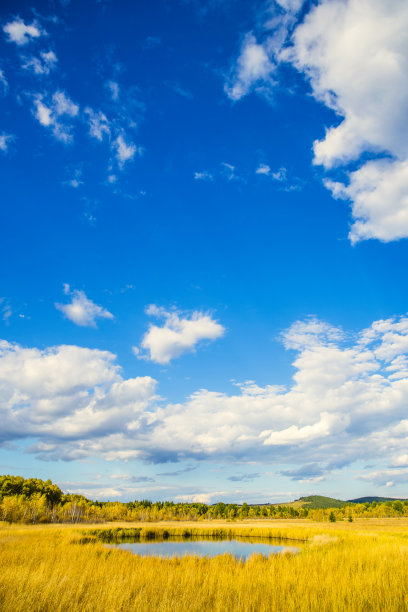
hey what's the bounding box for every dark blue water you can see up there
[113,538,300,560]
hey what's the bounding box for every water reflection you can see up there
[112,536,301,560]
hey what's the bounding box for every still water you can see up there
[113,537,300,560]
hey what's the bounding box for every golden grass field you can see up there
[1,518,408,611]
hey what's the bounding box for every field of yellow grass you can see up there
[1,518,408,611]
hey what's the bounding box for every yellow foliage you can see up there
[1,519,408,611]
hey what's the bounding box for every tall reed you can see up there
[1,520,408,611]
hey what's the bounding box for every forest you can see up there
[1,474,408,524]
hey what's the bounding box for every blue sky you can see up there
[2,0,408,503]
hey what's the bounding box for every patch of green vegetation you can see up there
[297,495,348,509]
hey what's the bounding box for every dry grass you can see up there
[1,519,408,611]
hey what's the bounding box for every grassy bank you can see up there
[1,519,408,611]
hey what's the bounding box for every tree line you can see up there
[1,475,408,524]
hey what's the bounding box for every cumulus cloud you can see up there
[55,284,114,328]
[0,339,157,454]
[225,0,408,242]
[3,19,44,45]
[136,305,225,364]
[281,317,344,350]
[22,50,57,75]
[325,158,408,243]
[3,314,408,470]
[33,90,79,143]
[286,0,408,242]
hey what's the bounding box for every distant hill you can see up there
[348,496,407,504]
[296,495,348,509]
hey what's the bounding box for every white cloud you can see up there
[287,0,408,168]
[281,317,344,350]
[106,80,119,101]
[261,411,347,446]
[34,99,52,126]
[64,168,83,188]
[224,33,276,101]
[167,82,194,100]
[175,492,227,504]
[391,454,408,467]
[225,0,408,242]
[0,339,157,452]
[22,50,57,75]
[360,467,408,488]
[325,158,408,243]
[136,305,225,364]
[194,171,213,181]
[285,0,408,242]
[256,163,271,176]
[113,134,142,168]
[55,285,114,328]
[0,298,12,324]
[275,0,304,13]
[3,19,44,45]
[33,91,79,143]
[3,314,408,467]
[52,90,79,116]
[272,167,287,181]
[0,70,8,95]
[0,133,14,153]
[84,108,111,141]
[221,162,236,181]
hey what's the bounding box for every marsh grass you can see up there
[1,520,408,611]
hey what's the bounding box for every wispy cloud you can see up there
[0,133,14,153]
[0,298,12,324]
[33,90,79,143]
[0,70,8,95]
[227,473,261,482]
[84,107,111,141]
[194,170,213,181]
[166,81,194,100]
[106,80,119,101]
[22,50,57,75]
[157,466,197,477]
[220,162,237,181]
[112,133,142,168]
[63,167,83,188]
[224,33,276,102]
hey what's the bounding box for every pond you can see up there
[112,536,301,560]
